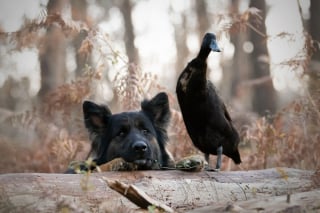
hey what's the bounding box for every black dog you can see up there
[67,92,174,173]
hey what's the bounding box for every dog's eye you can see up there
[117,129,127,137]
[118,131,125,137]
[141,129,149,135]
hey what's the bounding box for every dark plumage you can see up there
[176,33,241,170]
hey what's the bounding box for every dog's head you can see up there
[83,92,171,169]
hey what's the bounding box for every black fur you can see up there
[82,92,172,170]
[176,33,241,167]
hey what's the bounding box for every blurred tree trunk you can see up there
[71,0,88,77]
[309,0,320,61]
[38,0,69,100]
[0,77,31,111]
[249,0,277,116]
[221,0,252,110]
[308,0,320,112]
[119,0,139,64]
[172,11,188,78]
[195,0,209,39]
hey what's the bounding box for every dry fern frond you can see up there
[42,69,99,117]
[274,32,296,42]
[86,30,128,65]
[279,57,307,73]
[244,7,262,23]
[113,64,145,111]
[50,129,86,166]
[78,37,93,58]
[32,12,89,34]
[6,108,39,129]
[36,7,48,24]
[113,62,163,111]
[0,12,89,50]
[221,7,266,38]
[84,31,160,111]
[243,95,320,170]
[278,33,318,75]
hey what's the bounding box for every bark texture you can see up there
[0,168,317,212]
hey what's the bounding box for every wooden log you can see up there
[0,168,316,212]
[187,189,320,213]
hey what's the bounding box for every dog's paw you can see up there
[98,158,138,171]
[175,155,207,172]
[66,159,96,174]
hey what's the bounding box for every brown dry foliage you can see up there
[216,7,266,40]
[0,10,319,174]
[241,97,320,171]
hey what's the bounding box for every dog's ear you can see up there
[141,92,171,130]
[83,101,112,131]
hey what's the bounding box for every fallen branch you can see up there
[105,178,174,212]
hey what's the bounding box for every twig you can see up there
[239,76,272,88]
[246,22,267,38]
[103,178,174,212]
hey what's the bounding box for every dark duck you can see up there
[176,33,241,170]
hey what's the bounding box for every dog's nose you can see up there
[132,141,147,153]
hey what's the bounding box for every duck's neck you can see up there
[196,44,211,61]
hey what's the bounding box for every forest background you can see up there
[0,0,319,173]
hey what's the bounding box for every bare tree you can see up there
[308,0,320,110]
[195,0,210,39]
[221,0,252,108]
[172,10,188,78]
[309,0,320,61]
[118,0,139,64]
[38,0,69,100]
[249,0,277,116]
[71,0,88,77]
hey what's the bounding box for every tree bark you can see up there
[119,0,139,64]
[195,0,210,40]
[249,0,277,116]
[0,168,316,212]
[38,0,69,100]
[308,0,320,117]
[172,11,188,80]
[309,0,320,61]
[221,0,252,107]
[71,0,89,77]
